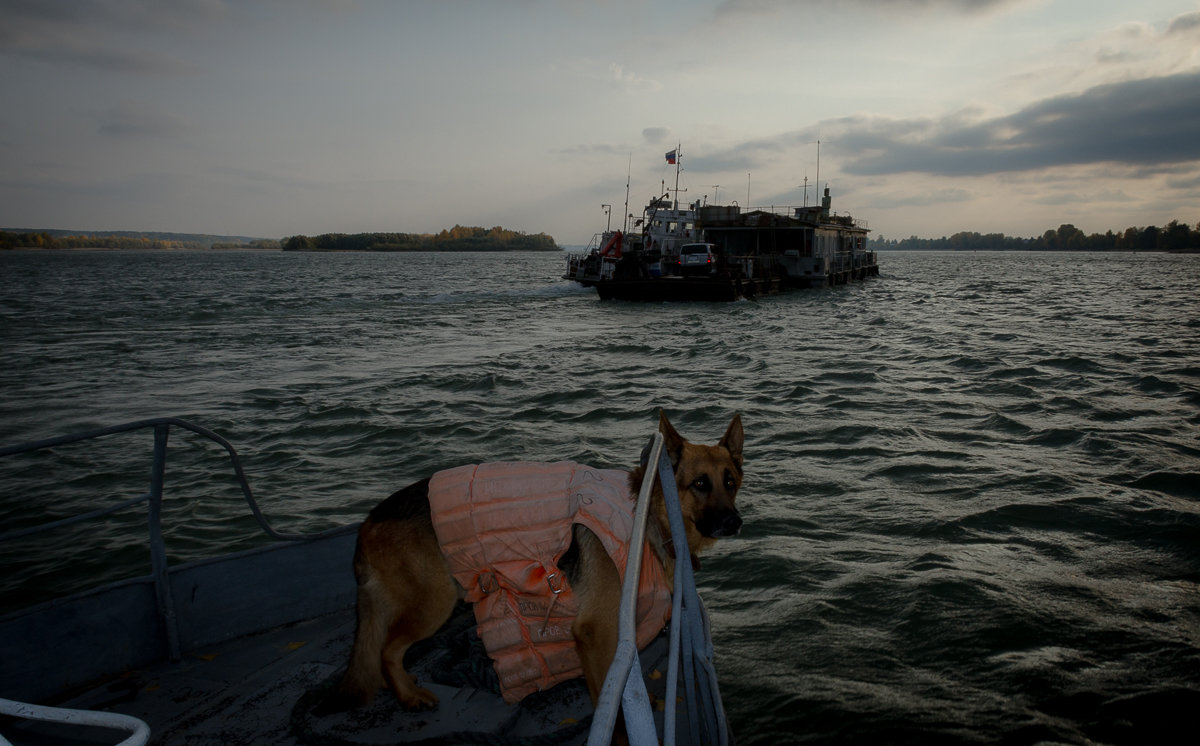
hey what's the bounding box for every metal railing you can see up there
[736,204,868,229]
[0,697,150,746]
[586,432,729,746]
[1,417,346,657]
[0,417,350,746]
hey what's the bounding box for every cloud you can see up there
[834,70,1200,177]
[0,0,230,32]
[1165,169,1200,190]
[0,0,343,73]
[553,143,636,157]
[97,101,186,139]
[1027,187,1135,207]
[7,42,186,75]
[670,131,813,174]
[0,0,199,73]
[869,187,974,209]
[1167,11,1200,36]
[0,169,186,204]
[714,0,1029,18]
[856,0,1026,11]
[607,63,661,93]
[642,127,671,144]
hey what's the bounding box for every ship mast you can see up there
[816,139,821,198]
[673,142,681,208]
[623,152,631,233]
[666,143,686,208]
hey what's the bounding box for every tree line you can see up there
[0,231,279,251]
[870,219,1200,252]
[281,225,558,252]
[1,224,558,252]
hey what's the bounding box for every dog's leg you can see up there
[361,518,459,711]
[327,478,458,713]
[571,525,632,746]
[568,525,622,703]
[378,566,457,711]
[324,558,395,706]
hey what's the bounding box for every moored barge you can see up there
[566,160,878,301]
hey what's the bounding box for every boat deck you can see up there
[6,603,639,745]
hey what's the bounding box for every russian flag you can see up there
[665,149,677,164]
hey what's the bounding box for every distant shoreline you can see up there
[1,245,561,252]
[868,220,1199,253]
[1,245,279,252]
[1,225,561,253]
[873,247,1200,254]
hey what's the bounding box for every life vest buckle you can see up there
[478,571,499,594]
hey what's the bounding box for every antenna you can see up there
[815,138,834,192]
[671,142,683,209]
[802,137,830,199]
[623,153,631,233]
[706,185,721,205]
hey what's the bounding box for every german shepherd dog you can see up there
[323,411,744,714]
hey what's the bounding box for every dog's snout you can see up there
[717,510,742,537]
[701,508,742,538]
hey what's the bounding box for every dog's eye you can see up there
[724,475,736,490]
[692,475,711,492]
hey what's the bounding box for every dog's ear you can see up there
[720,413,744,469]
[658,410,686,467]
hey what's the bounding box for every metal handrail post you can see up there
[658,450,702,744]
[147,422,181,661]
[656,446,729,746]
[665,574,682,745]
[620,661,657,746]
[586,432,664,746]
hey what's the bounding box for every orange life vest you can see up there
[428,461,673,703]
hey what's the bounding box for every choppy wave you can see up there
[2,249,1199,744]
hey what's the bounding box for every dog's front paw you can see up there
[400,687,440,712]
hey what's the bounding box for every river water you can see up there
[2,249,1198,744]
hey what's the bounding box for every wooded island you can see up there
[281,225,558,252]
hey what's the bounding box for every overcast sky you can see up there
[2,0,1198,244]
